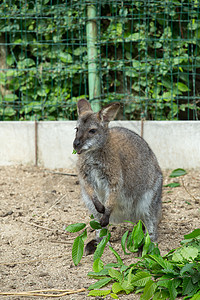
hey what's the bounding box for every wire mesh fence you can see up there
[0,0,199,121]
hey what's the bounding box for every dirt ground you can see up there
[0,165,199,300]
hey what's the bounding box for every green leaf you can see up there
[88,269,109,278]
[110,293,119,299]
[120,279,134,294]
[73,46,87,56]
[90,220,102,230]
[6,54,15,66]
[168,280,177,300]
[181,246,199,261]
[93,258,104,273]
[108,246,124,266]
[164,182,180,188]
[108,269,123,283]
[131,271,151,287]
[121,230,130,255]
[141,280,157,300]
[133,220,144,249]
[80,229,87,242]
[18,58,35,69]
[65,223,86,233]
[88,277,112,290]
[177,82,190,92]
[183,277,195,296]
[147,254,173,270]
[99,228,108,238]
[172,246,198,262]
[153,290,169,299]
[4,94,18,102]
[180,263,195,275]
[4,107,16,117]
[93,233,111,261]
[169,169,187,178]
[59,52,73,63]
[87,289,111,297]
[190,293,200,300]
[72,236,84,266]
[112,282,124,294]
[184,229,200,239]
[142,234,152,256]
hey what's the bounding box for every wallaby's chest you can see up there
[79,158,108,193]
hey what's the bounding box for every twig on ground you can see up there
[0,288,86,297]
[181,177,199,204]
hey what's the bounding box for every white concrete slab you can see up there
[37,121,77,169]
[0,121,199,169]
[0,121,35,166]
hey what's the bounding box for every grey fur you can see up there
[73,99,162,244]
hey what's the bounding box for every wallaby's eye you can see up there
[75,127,78,132]
[89,129,96,134]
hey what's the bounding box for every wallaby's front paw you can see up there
[100,214,109,227]
[92,196,105,214]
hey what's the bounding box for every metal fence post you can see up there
[86,4,101,112]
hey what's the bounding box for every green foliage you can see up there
[87,227,200,299]
[0,0,200,120]
[67,218,200,299]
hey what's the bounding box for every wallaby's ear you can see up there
[77,99,92,116]
[98,102,120,123]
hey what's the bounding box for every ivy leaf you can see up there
[4,94,18,102]
[72,236,84,266]
[65,223,86,233]
[177,82,190,92]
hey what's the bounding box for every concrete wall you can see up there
[0,121,199,170]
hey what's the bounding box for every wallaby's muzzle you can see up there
[73,138,82,154]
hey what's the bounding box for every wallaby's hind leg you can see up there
[142,185,162,243]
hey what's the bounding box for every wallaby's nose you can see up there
[73,139,80,149]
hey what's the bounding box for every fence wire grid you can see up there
[0,0,200,121]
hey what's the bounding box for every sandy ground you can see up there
[0,165,199,300]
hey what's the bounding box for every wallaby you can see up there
[73,99,162,254]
